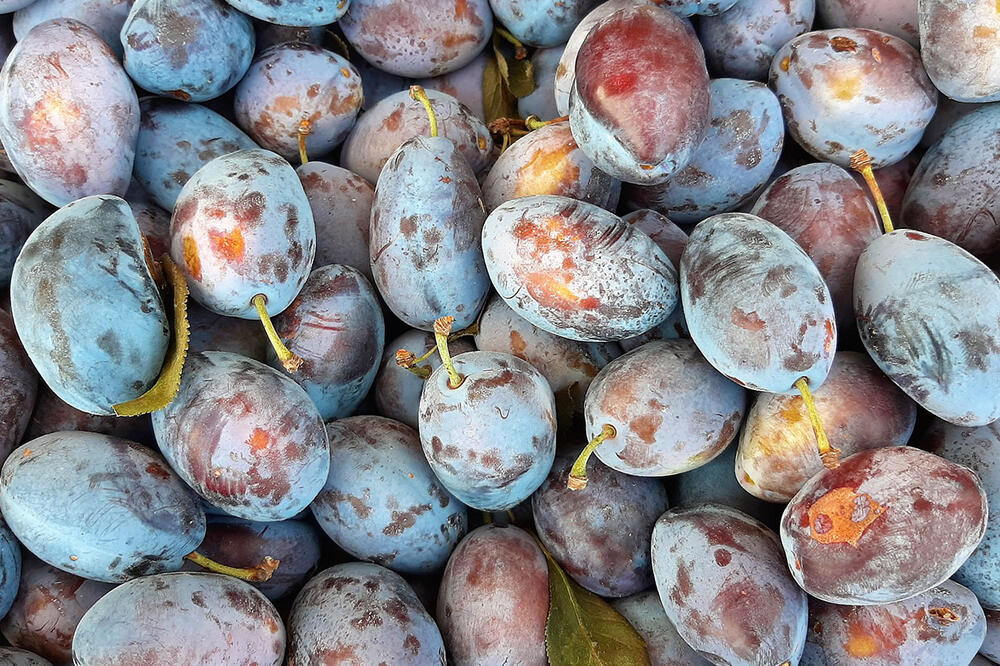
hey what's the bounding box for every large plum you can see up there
[12,0,132,57]
[223,0,349,26]
[151,351,330,521]
[854,230,1000,425]
[0,431,205,582]
[482,195,678,342]
[780,446,988,604]
[0,19,139,206]
[817,0,920,45]
[611,591,714,666]
[489,0,601,47]
[919,0,1000,102]
[0,308,36,463]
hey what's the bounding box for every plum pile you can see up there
[1,1,1000,664]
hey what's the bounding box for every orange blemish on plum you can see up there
[843,618,906,658]
[512,215,586,257]
[974,25,998,38]
[830,72,863,101]
[509,330,527,356]
[808,486,886,547]
[209,227,246,263]
[743,472,756,486]
[731,307,766,331]
[477,136,488,151]
[247,428,271,453]
[514,142,580,198]
[271,95,299,118]
[182,235,202,281]
[780,56,790,72]
[824,319,835,354]
[779,401,803,423]
[845,632,879,658]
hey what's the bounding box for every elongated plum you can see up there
[437,525,548,666]
[769,29,936,168]
[680,212,836,393]
[11,196,169,415]
[0,308,36,463]
[651,503,809,666]
[224,0,349,26]
[12,0,131,57]
[288,563,446,665]
[312,416,467,574]
[0,432,205,582]
[611,591,714,666]
[919,0,1000,102]
[569,4,710,184]
[817,0,920,45]
[854,230,1000,425]
[152,351,330,521]
[780,446,988,604]
[0,181,48,288]
[72,572,284,666]
[0,19,139,206]
[483,195,678,342]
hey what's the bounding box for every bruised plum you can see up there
[0,431,205,582]
[10,196,169,415]
[489,0,600,47]
[437,525,548,666]
[482,195,678,342]
[12,0,132,57]
[919,0,1000,102]
[72,572,284,666]
[0,308,36,463]
[817,0,920,45]
[0,180,49,288]
[0,19,139,206]
[288,563,446,665]
[311,416,467,574]
[651,503,809,666]
[224,0,349,26]
[151,351,330,521]
[780,446,988,604]
[611,591,714,666]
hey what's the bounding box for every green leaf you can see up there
[483,52,518,124]
[507,55,535,99]
[543,544,652,666]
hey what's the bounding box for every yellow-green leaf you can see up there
[507,55,535,99]
[544,545,652,666]
[483,52,518,124]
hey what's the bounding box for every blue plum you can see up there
[0,1,36,15]
[10,195,169,415]
[0,517,20,620]
[224,0,349,26]
[0,648,51,666]
[72,572,285,665]
[482,195,678,342]
[817,0,920,45]
[288,562,446,665]
[0,431,205,582]
[0,19,139,206]
[517,44,563,121]
[611,591,714,666]
[489,0,601,47]
[234,43,362,162]
[151,351,330,521]
[919,0,1000,102]
[311,415,468,574]
[854,230,1000,425]
[0,308,37,462]
[13,0,132,58]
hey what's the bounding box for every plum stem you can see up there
[494,26,528,59]
[297,120,312,165]
[185,551,280,583]
[849,149,893,233]
[524,115,569,131]
[567,424,618,490]
[434,316,464,388]
[252,294,303,373]
[395,349,432,379]
[794,377,841,469]
[409,85,438,138]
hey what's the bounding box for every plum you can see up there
[0,1,38,15]
[817,0,920,45]
[611,591,714,666]
[781,446,988,604]
[416,51,488,121]
[72,572,285,665]
[919,96,983,149]
[288,562,446,665]
[234,43,363,163]
[187,302,267,361]
[0,19,139,206]
[12,0,130,58]
[0,177,42,280]
[0,308,36,463]
[769,29,937,168]
[489,0,601,47]
[129,199,171,259]
[437,524,548,666]
[0,648,51,666]
[353,56,410,111]
[23,385,153,443]
[253,21,324,50]
[224,0,349,26]
[482,195,678,342]
[517,44,563,121]
[657,0,739,17]
[651,503,809,666]
[919,0,1000,102]
[340,0,492,78]
[311,415,468,574]
[569,4,710,184]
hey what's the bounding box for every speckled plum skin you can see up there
[437,525,548,666]
[340,0,491,78]
[769,29,936,169]
[780,446,988,605]
[651,503,809,666]
[11,196,169,416]
[135,99,257,213]
[169,149,316,320]
[680,212,836,393]
[902,105,1000,261]
[483,195,679,342]
[533,455,667,597]
[0,308,37,463]
[622,79,783,223]
[482,121,619,213]
[341,89,492,185]
[854,230,1000,425]
[0,432,205,583]
[0,648,51,666]
[224,0,349,26]
[737,351,916,503]
[312,416,468,575]
[920,419,1000,609]
[0,19,139,207]
[12,0,131,58]
[73,572,285,666]
[416,51,489,121]
[234,43,362,163]
[0,177,48,288]
[269,264,384,420]
[919,0,1000,102]
[419,351,557,511]
[288,563,446,665]
[751,162,880,329]
[611,591,714,666]
[569,5,710,185]
[518,44,563,121]
[818,0,920,45]
[800,580,986,665]
[584,339,746,477]
[152,352,330,522]
[699,0,815,81]
[370,135,490,332]
[0,555,114,664]
[489,0,601,46]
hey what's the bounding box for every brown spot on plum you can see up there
[830,36,859,52]
[145,462,171,479]
[714,549,732,566]
[208,227,245,263]
[731,308,766,331]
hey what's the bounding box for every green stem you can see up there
[252,294,302,373]
[297,120,311,165]
[524,114,569,131]
[849,149,893,234]
[434,316,464,389]
[794,377,840,469]
[185,551,279,583]
[567,424,617,490]
[409,85,438,138]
